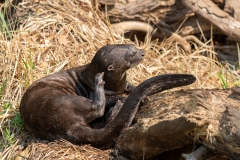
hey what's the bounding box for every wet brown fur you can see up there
[20,44,196,149]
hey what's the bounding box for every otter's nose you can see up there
[140,50,145,57]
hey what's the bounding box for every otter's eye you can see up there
[107,64,114,71]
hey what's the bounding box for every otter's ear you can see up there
[107,64,114,71]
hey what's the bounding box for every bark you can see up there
[100,0,240,40]
[181,0,240,43]
[182,146,210,160]
[223,0,240,22]
[100,0,240,63]
[115,88,240,159]
[100,0,189,24]
[99,0,223,30]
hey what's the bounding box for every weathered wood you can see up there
[116,89,240,159]
[100,0,189,24]
[181,0,240,42]
[99,0,223,33]
[100,0,239,62]
[224,0,240,22]
[182,146,210,160]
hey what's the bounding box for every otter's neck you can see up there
[79,64,96,91]
[103,71,127,96]
[80,65,127,96]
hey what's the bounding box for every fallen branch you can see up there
[181,0,240,42]
[111,21,153,35]
[111,21,192,52]
[183,35,236,49]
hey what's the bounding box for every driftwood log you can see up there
[99,0,239,63]
[100,0,240,41]
[115,88,240,159]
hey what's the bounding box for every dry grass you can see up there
[0,0,239,159]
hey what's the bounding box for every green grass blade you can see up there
[0,12,12,40]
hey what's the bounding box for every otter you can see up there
[20,44,196,149]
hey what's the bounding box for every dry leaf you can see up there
[58,34,69,45]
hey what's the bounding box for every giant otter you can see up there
[20,44,196,149]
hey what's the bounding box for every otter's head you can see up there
[93,44,144,72]
[82,44,144,95]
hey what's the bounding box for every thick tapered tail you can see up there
[72,74,196,149]
[109,74,196,127]
[100,74,196,147]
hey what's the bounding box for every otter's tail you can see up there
[68,74,196,149]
